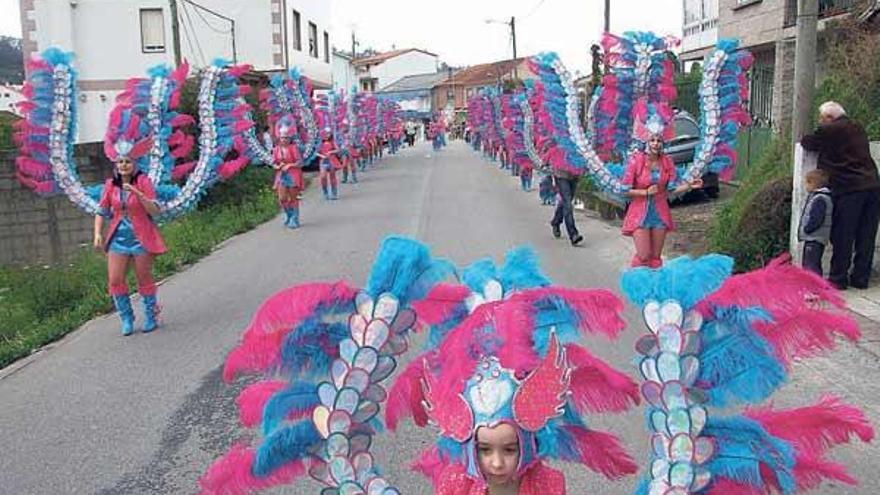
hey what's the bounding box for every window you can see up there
[308,22,318,58]
[323,31,330,63]
[292,10,302,51]
[140,8,165,53]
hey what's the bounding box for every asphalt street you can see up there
[1,140,877,494]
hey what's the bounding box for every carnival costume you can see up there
[318,130,343,200]
[272,116,304,229]
[16,48,257,335]
[623,254,873,494]
[200,234,873,494]
[200,237,456,494]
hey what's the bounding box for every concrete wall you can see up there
[0,144,113,266]
[718,0,794,48]
[283,0,333,86]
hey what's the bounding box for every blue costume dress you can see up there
[107,190,146,256]
[640,170,669,230]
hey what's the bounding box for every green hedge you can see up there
[709,135,792,271]
[0,166,278,369]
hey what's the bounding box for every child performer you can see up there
[317,128,342,200]
[272,117,303,228]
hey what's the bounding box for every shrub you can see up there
[709,134,792,270]
[722,176,793,270]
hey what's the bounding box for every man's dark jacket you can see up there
[801,116,880,196]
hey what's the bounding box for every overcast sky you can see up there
[331,0,682,75]
[0,0,683,75]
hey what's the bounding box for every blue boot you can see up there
[351,170,358,183]
[288,207,300,228]
[322,183,330,200]
[330,184,338,200]
[112,294,135,336]
[342,170,349,183]
[142,293,160,333]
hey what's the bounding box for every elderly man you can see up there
[801,101,880,289]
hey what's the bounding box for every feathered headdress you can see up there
[388,249,640,492]
[103,106,153,163]
[632,97,674,143]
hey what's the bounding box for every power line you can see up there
[522,0,548,20]
[180,2,207,67]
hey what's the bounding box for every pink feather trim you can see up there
[410,283,470,327]
[411,446,451,487]
[565,344,640,413]
[563,426,638,479]
[223,282,356,382]
[199,443,305,495]
[746,395,873,490]
[386,359,429,430]
[172,161,197,181]
[236,380,288,427]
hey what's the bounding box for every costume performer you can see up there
[389,246,640,495]
[94,109,166,335]
[317,129,342,200]
[272,116,304,229]
[622,102,702,267]
[16,49,257,336]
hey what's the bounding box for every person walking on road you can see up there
[801,101,880,290]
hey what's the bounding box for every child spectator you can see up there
[798,169,833,276]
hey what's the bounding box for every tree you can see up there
[0,36,24,84]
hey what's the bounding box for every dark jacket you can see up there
[801,116,880,196]
[798,186,833,244]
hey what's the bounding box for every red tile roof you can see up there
[434,58,530,87]
[352,48,438,67]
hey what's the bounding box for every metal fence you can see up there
[784,0,857,27]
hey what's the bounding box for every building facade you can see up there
[712,0,869,131]
[0,85,25,117]
[680,0,720,65]
[352,48,438,93]
[332,50,357,92]
[432,58,535,112]
[375,72,449,119]
[19,0,333,142]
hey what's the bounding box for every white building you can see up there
[352,48,438,93]
[19,0,333,143]
[680,0,719,67]
[332,50,357,92]
[0,85,25,116]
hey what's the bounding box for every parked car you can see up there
[665,109,720,200]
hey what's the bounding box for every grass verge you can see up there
[0,167,281,369]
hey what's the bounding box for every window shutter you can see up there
[141,9,166,52]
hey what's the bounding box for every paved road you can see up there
[1,141,878,494]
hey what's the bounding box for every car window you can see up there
[674,117,700,138]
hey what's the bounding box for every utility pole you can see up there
[604,0,611,32]
[510,16,518,79]
[792,0,818,147]
[169,0,182,66]
[351,32,357,59]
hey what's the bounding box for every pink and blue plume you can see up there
[199,443,306,495]
[364,236,457,307]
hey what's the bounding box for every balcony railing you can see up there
[785,0,857,27]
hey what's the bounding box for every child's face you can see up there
[805,177,817,192]
[476,423,520,487]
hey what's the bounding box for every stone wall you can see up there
[0,143,113,266]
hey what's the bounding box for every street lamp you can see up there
[485,17,518,79]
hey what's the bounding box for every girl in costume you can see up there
[271,116,303,229]
[93,108,166,336]
[317,128,342,200]
[622,101,702,268]
[388,247,641,495]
